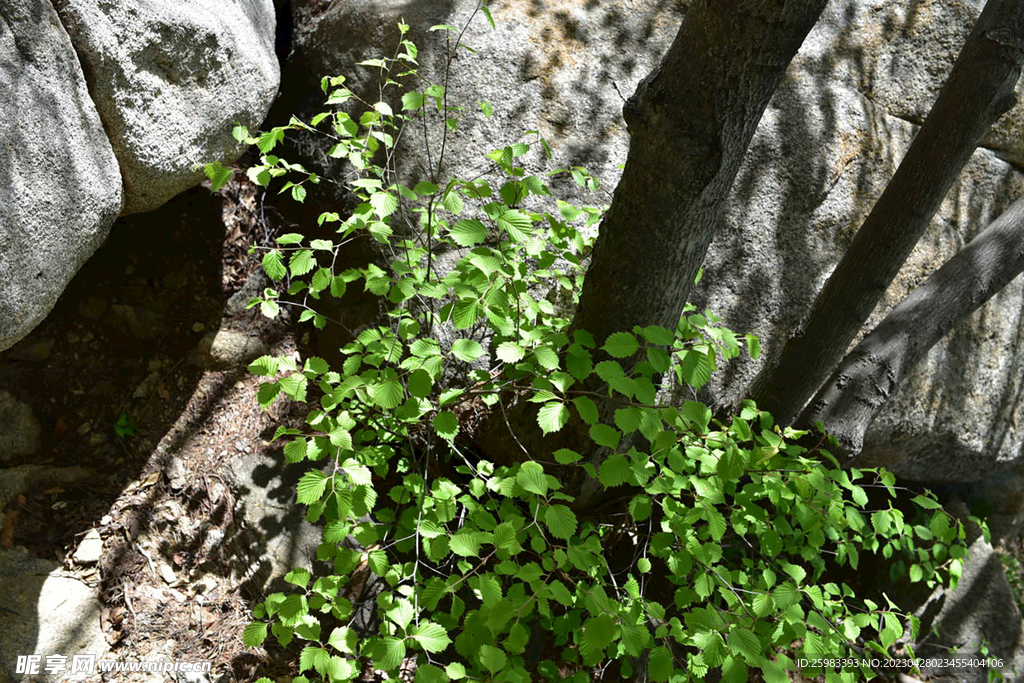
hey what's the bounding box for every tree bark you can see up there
[475,0,830,470]
[747,0,1024,427]
[573,0,830,342]
[800,196,1024,458]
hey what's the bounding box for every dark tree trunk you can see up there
[475,0,830,470]
[747,0,1024,427]
[800,196,1024,458]
[573,0,830,342]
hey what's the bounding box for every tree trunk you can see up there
[747,0,1024,427]
[800,196,1024,458]
[573,0,830,342]
[475,0,830,470]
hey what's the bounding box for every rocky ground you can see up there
[0,174,319,682]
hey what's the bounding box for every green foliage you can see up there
[224,15,971,683]
[113,412,137,438]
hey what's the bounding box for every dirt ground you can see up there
[0,174,307,682]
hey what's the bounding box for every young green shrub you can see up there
[209,11,977,683]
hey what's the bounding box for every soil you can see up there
[0,173,308,682]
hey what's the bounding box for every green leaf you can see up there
[328,626,355,654]
[603,331,639,358]
[544,505,577,539]
[451,338,484,362]
[203,162,233,192]
[407,369,433,398]
[433,411,459,441]
[242,621,268,647]
[478,644,507,674]
[297,470,329,505]
[402,91,424,111]
[648,646,673,682]
[537,402,569,434]
[911,495,943,510]
[262,250,286,281]
[554,448,582,464]
[583,614,617,652]
[728,627,762,662]
[614,407,643,434]
[411,622,451,653]
[285,568,312,589]
[450,531,480,557]
[369,381,404,409]
[572,396,599,424]
[517,461,548,496]
[375,637,406,671]
[497,210,532,240]
[599,453,630,487]
[589,423,621,449]
[450,219,488,246]
[679,348,712,389]
[496,342,525,363]
[451,299,478,329]
[445,662,466,679]
[745,333,761,360]
[370,192,398,219]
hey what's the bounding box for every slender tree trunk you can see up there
[800,196,1024,458]
[475,0,830,469]
[747,0,1024,427]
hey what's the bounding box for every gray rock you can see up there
[0,0,123,352]
[0,391,41,462]
[283,0,683,209]
[694,68,1024,485]
[913,536,1024,682]
[0,548,109,683]
[225,270,268,318]
[190,329,269,370]
[800,0,1024,166]
[72,529,103,565]
[53,0,281,214]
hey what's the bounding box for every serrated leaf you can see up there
[583,614,617,652]
[614,407,643,433]
[412,622,451,653]
[450,531,481,557]
[374,637,406,671]
[728,627,762,662]
[243,621,268,647]
[680,348,712,389]
[572,396,599,424]
[203,162,233,192]
[450,219,488,246]
[445,662,466,679]
[369,381,404,409]
[402,91,424,111]
[599,453,630,487]
[262,250,286,281]
[433,411,459,441]
[496,342,525,363]
[537,402,569,434]
[451,338,484,362]
[297,470,329,505]
[478,644,507,674]
[451,299,478,329]
[370,192,397,219]
[517,461,548,496]
[603,331,639,358]
[544,504,577,539]
[589,423,621,449]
